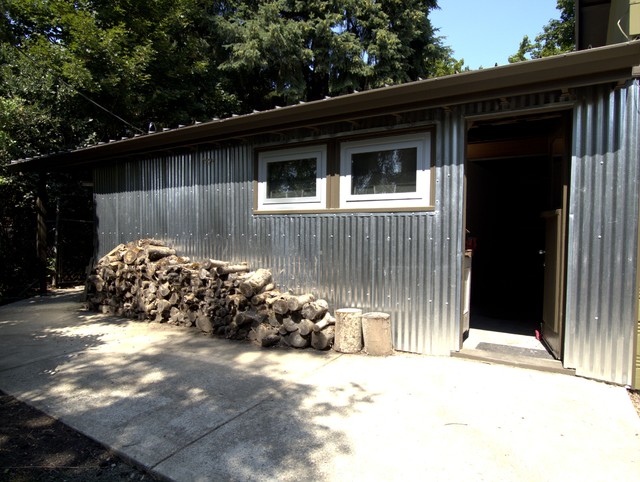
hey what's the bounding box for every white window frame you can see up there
[257,145,327,211]
[339,132,432,209]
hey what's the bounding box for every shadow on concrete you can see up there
[0,291,374,480]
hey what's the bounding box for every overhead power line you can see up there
[9,40,145,135]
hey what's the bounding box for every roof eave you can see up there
[9,41,640,172]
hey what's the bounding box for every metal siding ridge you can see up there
[92,88,639,372]
[565,81,640,385]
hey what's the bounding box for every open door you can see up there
[541,209,565,359]
[460,112,570,364]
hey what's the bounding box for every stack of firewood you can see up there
[85,239,336,350]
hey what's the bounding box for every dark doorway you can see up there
[464,113,568,355]
[466,156,548,334]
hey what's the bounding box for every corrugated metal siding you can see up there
[93,83,640,378]
[565,80,640,385]
[94,110,466,356]
[633,321,640,390]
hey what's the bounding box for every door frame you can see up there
[459,108,572,358]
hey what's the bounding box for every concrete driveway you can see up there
[0,289,638,481]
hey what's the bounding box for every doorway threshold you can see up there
[452,347,575,375]
[454,327,575,375]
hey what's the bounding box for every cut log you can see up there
[146,246,177,261]
[238,268,272,298]
[272,295,292,315]
[362,312,393,356]
[282,317,299,333]
[139,238,166,247]
[156,298,172,315]
[87,274,105,292]
[168,291,180,305]
[169,306,183,324]
[264,291,283,306]
[298,319,315,336]
[333,308,363,354]
[98,243,126,265]
[311,326,335,350]
[88,239,338,352]
[216,263,249,275]
[313,312,335,332]
[261,334,281,347]
[259,282,275,294]
[123,247,141,265]
[234,310,263,327]
[158,283,171,298]
[228,293,248,309]
[287,293,315,312]
[196,315,214,334]
[284,331,310,348]
[301,299,328,321]
[251,289,279,306]
[267,313,282,328]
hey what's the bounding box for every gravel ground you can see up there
[0,391,155,482]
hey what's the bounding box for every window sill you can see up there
[253,206,436,215]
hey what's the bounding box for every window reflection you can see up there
[351,147,417,195]
[266,158,317,199]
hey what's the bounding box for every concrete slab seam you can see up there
[149,397,270,472]
[0,352,87,374]
[147,353,345,474]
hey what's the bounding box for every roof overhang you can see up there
[9,40,640,172]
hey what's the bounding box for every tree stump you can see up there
[333,308,362,354]
[362,312,393,356]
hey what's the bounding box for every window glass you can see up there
[266,158,316,199]
[351,148,417,195]
[257,145,326,211]
[339,132,431,209]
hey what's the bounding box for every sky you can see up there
[430,0,561,70]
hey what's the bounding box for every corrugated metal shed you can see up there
[14,41,640,386]
[95,110,466,355]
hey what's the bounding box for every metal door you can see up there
[541,209,565,358]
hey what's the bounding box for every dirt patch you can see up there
[630,389,640,418]
[0,391,154,481]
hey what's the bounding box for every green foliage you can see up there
[432,45,469,76]
[1,0,452,147]
[509,0,575,63]
[0,0,456,300]
[220,0,451,106]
